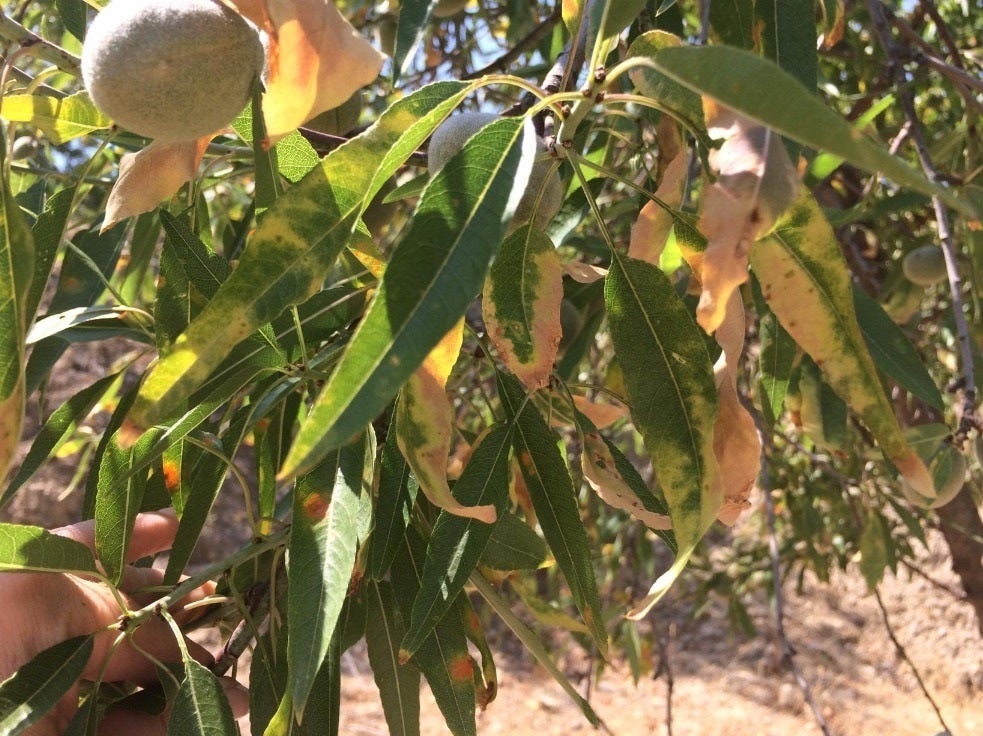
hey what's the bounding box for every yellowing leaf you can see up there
[104,139,208,231]
[692,100,798,333]
[482,225,564,391]
[751,191,934,497]
[711,291,759,525]
[582,431,671,531]
[233,0,385,140]
[396,320,496,523]
[0,92,111,144]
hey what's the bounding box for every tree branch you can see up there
[0,12,81,76]
[463,5,561,80]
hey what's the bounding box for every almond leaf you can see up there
[396,320,496,523]
[103,139,208,231]
[231,0,385,140]
[482,225,563,391]
[692,100,798,333]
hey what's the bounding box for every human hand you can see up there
[0,510,247,735]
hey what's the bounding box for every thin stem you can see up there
[872,587,954,734]
[760,432,833,736]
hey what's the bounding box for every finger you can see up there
[52,509,179,564]
[120,565,165,597]
[97,707,167,736]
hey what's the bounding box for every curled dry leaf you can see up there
[563,262,607,283]
[582,431,671,531]
[103,138,209,232]
[711,291,759,525]
[396,320,496,523]
[694,100,798,333]
[229,0,385,141]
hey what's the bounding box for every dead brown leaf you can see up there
[103,138,209,231]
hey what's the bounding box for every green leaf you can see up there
[26,186,76,324]
[482,224,563,390]
[708,0,755,49]
[94,427,166,585]
[400,424,512,659]
[755,0,817,90]
[232,100,319,184]
[0,635,93,736]
[390,528,476,736]
[128,81,474,431]
[605,255,719,617]
[0,131,33,486]
[626,32,710,147]
[0,92,111,143]
[479,512,548,571]
[649,45,974,216]
[281,116,536,478]
[853,286,944,411]
[167,660,238,736]
[288,433,373,718]
[0,524,98,575]
[365,412,418,581]
[859,509,888,590]
[497,373,607,651]
[2,370,122,507]
[750,191,934,496]
[752,279,798,427]
[392,0,435,83]
[365,581,421,736]
[469,572,606,730]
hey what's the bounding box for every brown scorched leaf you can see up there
[104,139,209,230]
[628,120,688,266]
[691,100,798,333]
[396,320,496,523]
[230,0,386,140]
[711,291,760,525]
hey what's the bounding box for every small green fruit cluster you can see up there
[81,0,264,142]
[428,112,563,232]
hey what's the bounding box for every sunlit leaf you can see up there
[397,321,496,522]
[167,660,238,736]
[0,524,98,575]
[648,45,974,216]
[0,91,111,143]
[281,116,536,478]
[229,0,386,139]
[103,139,209,231]
[750,191,934,496]
[127,81,473,432]
[482,224,563,391]
[604,255,720,618]
[690,101,798,333]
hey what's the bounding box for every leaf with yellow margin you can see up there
[103,139,208,231]
[396,320,496,523]
[750,191,934,497]
[711,291,760,525]
[482,225,563,391]
[229,0,385,141]
[693,101,798,333]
